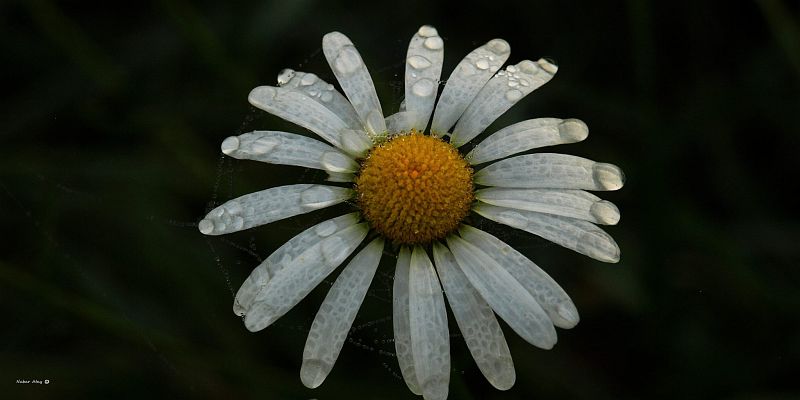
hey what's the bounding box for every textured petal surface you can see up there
[233,213,360,316]
[409,246,450,400]
[198,184,353,236]
[458,225,579,328]
[300,238,384,389]
[474,203,621,263]
[323,32,386,136]
[276,68,363,130]
[404,25,444,131]
[446,235,557,349]
[431,39,510,135]
[220,131,356,173]
[467,118,588,165]
[450,59,558,147]
[243,223,369,332]
[393,247,421,395]
[476,188,621,225]
[249,85,357,151]
[474,153,625,191]
[432,243,515,390]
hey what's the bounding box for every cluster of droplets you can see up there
[199,201,247,234]
[277,69,337,103]
[458,39,510,78]
[496,59,557,102]
[405,25,444,99]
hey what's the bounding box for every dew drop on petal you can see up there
[334,47,362,75]
[198,219,214,234]
[423,36,444,51]
[319,91,333,102]
[277,68,295,86]
[407,55,432,70]
[300,73,318,86]
[417,25,438,37]
[250,137,280,155]
[221,136,239,155]
[411,79,435,97]
[314,220,338,237]
[505,89,523,102]
[475,58,490,70]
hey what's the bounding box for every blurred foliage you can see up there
[1,0,799,398]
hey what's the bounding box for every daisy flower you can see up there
[199,25,624,399]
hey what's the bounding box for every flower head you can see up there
[200,25,624,399]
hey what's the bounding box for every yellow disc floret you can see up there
[355,131,473,245]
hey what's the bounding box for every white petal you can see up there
[431,39,511,135]
[458,225,579,328]
[233,213,360,316]
[198,184,353,235]
[393,247,421,395]
[446,235,557,349]
[432,243,515,390]
[221,131,356,173]
[475,188,621,225]
[404,25,444,131]
[249,86,355,152]
[301,237,384,388]
[474,153,625,191]
[276,69,363,130]
[244,222,369,332]
[339,128,374,156]
[467,118,589,165]
[473,203,620,263]
[322,32,386,136]
[409,246,450,400]
[450,59,558,147]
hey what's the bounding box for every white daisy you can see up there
[199,25,624,400]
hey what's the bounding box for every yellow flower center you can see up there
[355,131,473,245]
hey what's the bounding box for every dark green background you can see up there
[2,0,799,398]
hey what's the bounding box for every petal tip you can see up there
[558,119,589,142]
[198,219,214,235]
[220,136,239,155]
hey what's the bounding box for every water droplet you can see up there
[315,220,338,237]
[250,136,280,155]
[198,219,214,234]
[519,79,530,87]
[423,37,443,50]
[593,163,624,190]
[210,207,224,218]
[517,60,539,74]
[277,68,295,86]
[590,200,621,225]
[475,58,490,70]
[320,91,333,102]
[407,55,432,69]
[334,46,362,75]
[321,236,347,264]
[300,185,338,209]
[489,65,500,72]
[321,151,357,173]
[486,39,510,55]
[231,215,245,230]
[505,89,523,101]
[411,79,435,97]
[225,201,243,215]
[507,80,519,87]
[220,136,239,155]
[417,25,438,37]
[558,119,589,142]
[300,73,318,86]
[459,62,478,77]
[540,57,559,73]
[506,65,518,74]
